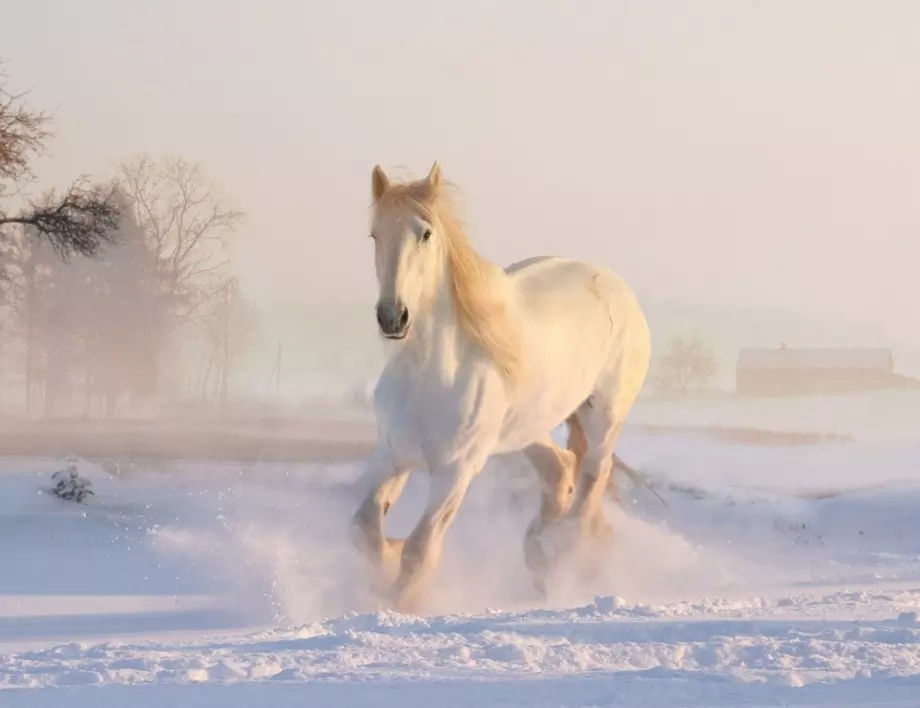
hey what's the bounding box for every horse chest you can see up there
[374,358,504,465]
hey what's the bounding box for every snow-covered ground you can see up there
[2,400,920,706]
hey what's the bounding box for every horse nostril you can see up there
[376,302,408,335]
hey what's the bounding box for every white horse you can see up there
[351,162,651,612]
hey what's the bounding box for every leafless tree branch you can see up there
[0,60,118,260]
[0,180,120,259]
[0,60,52,190]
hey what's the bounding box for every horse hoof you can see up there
[530,517,581,571]
[529,571,550,599]
[388,585,422,615]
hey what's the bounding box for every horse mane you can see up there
[374,177,522,383]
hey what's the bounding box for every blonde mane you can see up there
[374,176,522,382]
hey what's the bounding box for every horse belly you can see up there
[495,307,612,452]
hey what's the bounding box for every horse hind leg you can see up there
[566,411,617,537]
[571,325,650,538]
[522,435,578,595]
[524,410,618,595]
[527,434,578,527]
[566,412,588,495]
[570,385,647,551]
[561,328,649,572]
[573,410,654,510]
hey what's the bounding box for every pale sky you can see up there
[4,0,920,344]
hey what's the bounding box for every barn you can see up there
[735,347,920,396]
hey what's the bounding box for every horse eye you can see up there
[421,228,432,242]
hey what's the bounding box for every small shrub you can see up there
[51,457,94,504]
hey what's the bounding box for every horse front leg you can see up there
[389,461,477,614]
[350,446,412,592]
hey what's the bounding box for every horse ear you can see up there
[371,165,389,202]
[427,161,442,188]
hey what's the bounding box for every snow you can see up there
[2,399,920,706]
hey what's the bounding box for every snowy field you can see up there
[2,396,920,706]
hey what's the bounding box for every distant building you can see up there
[735,347,920,396]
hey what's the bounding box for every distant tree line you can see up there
[0,61,255,417]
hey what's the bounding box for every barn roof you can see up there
[737,348,894,371]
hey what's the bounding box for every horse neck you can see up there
[406,264,464,371]
[407,243,510,382]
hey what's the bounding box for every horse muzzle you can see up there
[376,300,410,339]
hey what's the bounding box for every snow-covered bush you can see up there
[51,457,94,503]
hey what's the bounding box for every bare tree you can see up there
[0,60,119,259]
[75,190,169,416]
[116,154,243,321]
[200,277,256,406]
[654,335,719,396]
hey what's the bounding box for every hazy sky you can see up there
[4,0,919,343]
